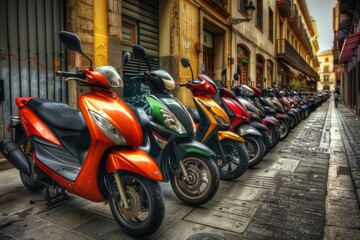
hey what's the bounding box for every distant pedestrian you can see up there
[334,91,340,107]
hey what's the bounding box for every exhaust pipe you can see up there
[0,138,31,175]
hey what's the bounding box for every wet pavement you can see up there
[1,98,360,240]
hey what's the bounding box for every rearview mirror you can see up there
[133,45,146,59]
[123,52,131,66]
[59,31,83,53]
[233,73,239,81]
[181,57,190,68]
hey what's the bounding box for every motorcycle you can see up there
[218,69,266,168]
[180,57,249,181]
[252,86,291,141]
[0,31,165,236]
[231,75,280,149]
[127,45,220,206]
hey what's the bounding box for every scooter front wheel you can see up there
[243,135,266,168]
[278,119,290,140]
[267,124,280,148]
[170,154,219,206]
[216,139,249,181]
[108,172,165,236]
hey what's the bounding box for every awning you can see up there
[339,32,360,63]
[281,61,304,76]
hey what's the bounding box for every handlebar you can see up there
[179,83,187,87]
[56,71,86,79]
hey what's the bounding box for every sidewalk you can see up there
[336,103,360,202]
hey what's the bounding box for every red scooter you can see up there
[218,69,266,168]
[0,31,165,236]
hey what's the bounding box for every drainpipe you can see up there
[94,1,108,67]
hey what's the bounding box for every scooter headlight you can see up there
[160,109,187,134]
[89,111,127,145]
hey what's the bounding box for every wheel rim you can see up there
[112,176,151,226]
[268,128,275,143]
[279,121,288,138]
[217,142,240,173]
[174,157,212,199]
[244,137,260,160]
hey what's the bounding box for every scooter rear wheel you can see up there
[108,172,165,236]
[20,171,46,192]
[170,154,220,206]
[216,139,249,181]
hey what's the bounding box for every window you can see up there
[325,57,329,62]
[268,8,273,41]
[256,0,263,30]
[324,75,329,82]
[323,65,329,73]
[122,21,137,45]
[240,0,247,13]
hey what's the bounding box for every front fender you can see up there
[217,130,245,142]
[174,139,215,161]
[249,121,269,131]
[106,149,163,181]
[276,113,288,119]
[238,124,263,137]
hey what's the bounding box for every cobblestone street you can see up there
[1,98,360,240]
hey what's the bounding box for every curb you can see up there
[337,105,360,206]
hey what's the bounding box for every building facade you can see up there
[317,49,336,91]
[0,0,320,138]
[335,0,360,115]
[276,0,319,92]
[231,0,276,89]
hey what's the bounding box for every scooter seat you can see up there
[186,107,200,123]
[27,98,87,131]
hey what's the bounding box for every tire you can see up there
[287,114,295,129]
[108,172,165,236]
[278,118,290,140]
[215,139,249,181]
[243,135,266,168]
[170,154,220,206]
[16,129,46,192]
[267,124,280,148]
[19,171,45,192]
[259,129,271,153]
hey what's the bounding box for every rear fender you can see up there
[217,130,245,142]
[106,149,163,181]
[238,124,262,137]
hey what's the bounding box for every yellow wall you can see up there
[178,0,200,107]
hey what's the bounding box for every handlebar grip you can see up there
[179,83,187,87]
[56,71,85,79]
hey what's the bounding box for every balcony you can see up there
[277,39,319,81]
[277,0,291,18]
[288,4,299,29]
[203,0,230,17]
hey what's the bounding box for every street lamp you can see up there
[232,0,256,25]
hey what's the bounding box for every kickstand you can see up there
[44,187,69,206]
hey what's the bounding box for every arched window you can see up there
[256,54,265,87]
[237,44,250,85]
[266,60,274,86]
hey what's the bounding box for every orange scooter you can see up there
[0,31,164,236]
[180,58,249,180]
